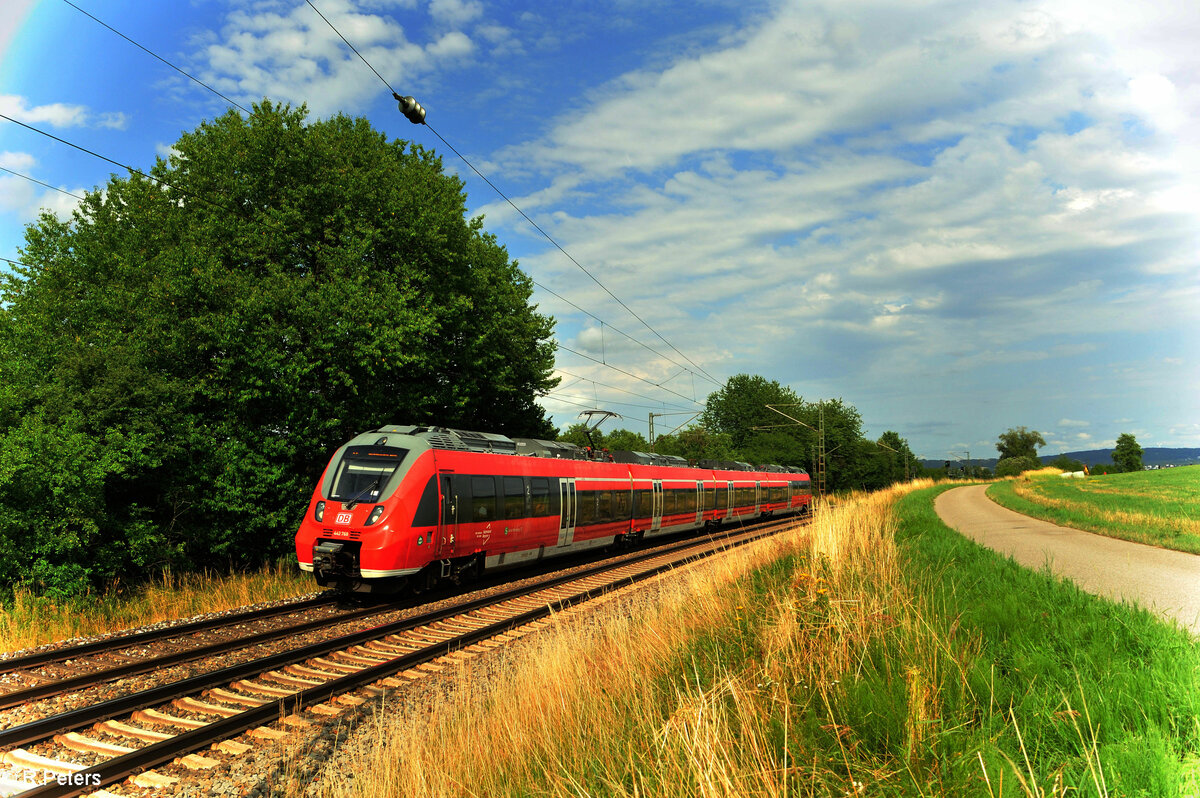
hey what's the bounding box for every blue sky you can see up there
[1,0,1197,460]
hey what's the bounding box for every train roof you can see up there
[369,424,808,476]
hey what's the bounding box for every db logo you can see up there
[335,512,352,525]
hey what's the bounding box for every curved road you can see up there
[935,484,1200,636]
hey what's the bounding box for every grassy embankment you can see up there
[988,465,1200,554]
[298,483,1199,798]
[0,561,313,654]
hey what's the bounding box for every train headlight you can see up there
[315,501,325,523]
[365,505,385,526]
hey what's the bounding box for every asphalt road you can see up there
[934,484,1200,635]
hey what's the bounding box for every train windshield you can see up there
[329,446,410,503]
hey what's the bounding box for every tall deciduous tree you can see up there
[1112,433,1144,472]
[701,374,802,449]
[0,102,557,595]
[996,426,1046,461]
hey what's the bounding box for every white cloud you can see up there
[0,94,133,130]
[0,151,36,171]
[0,94,88,127]
[426,31,473,59]
[192,0,479,117]
[429,0,483,26]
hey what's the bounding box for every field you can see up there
[0,561,313,654]
[987,466,1200,554]
[289,485,1199,797]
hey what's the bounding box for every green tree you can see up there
[653,427,736,463]
[876,430,918,483]
[1112,433,1144,472]
[604,428,651,452]
[0,102,557,595]
[701,374,802,450]
[995,456,1040,477]
[996,426,1046,461]
[1050,455,1086,473]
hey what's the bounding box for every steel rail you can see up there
[0,518,795,750]
[0,512,802,709]
[0,594,336,674]
[17,521,793,798]
[0,600,410,710]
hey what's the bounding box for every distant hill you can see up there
[923,447,1200,471]
[1047,447,1200,468]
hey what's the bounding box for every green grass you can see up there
[660,485,1200,795]
[892,485,1200,796]
[987,466,1200,554]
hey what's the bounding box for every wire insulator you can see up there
[393,93,426,125]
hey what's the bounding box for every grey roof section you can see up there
[370,425,810,474]
[513,438,589,459]
[374,425,517,455]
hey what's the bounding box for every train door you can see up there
[557,478,577,547]
[695,481,703,526]
[651,480,663,531]
[726,482,734,519]
[438,473,457,557]
[755,481,762,514]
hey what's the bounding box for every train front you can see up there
[295,428,439,592]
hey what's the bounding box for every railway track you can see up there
[0,516,802,798]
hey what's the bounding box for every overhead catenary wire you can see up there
[553,368,694,410]
[530,276,720,387]
[544,390,689,413]
[0,165,85,201]
[61,0,252,115]
[554,342,700,407]
[303,0,724,390]
[0,113,240,218]
[0,256,34,269]
[419,121,724,390]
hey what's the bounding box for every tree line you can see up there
[559,374,924,493]
[993,426,1145,476]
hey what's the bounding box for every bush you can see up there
[995,455,1041,477]
[1050,455,1086,473]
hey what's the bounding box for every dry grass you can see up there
[0,561,313,654]
[299,484,934,798]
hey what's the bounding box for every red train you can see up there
[295,425,812,592]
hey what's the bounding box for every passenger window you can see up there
[530,478,550,516]
[577,491,596,526]
[504,476,526,519]
[614,491,630,521]
[634,489,652,516]
[471,476,497,522]
[596,491,612,523]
